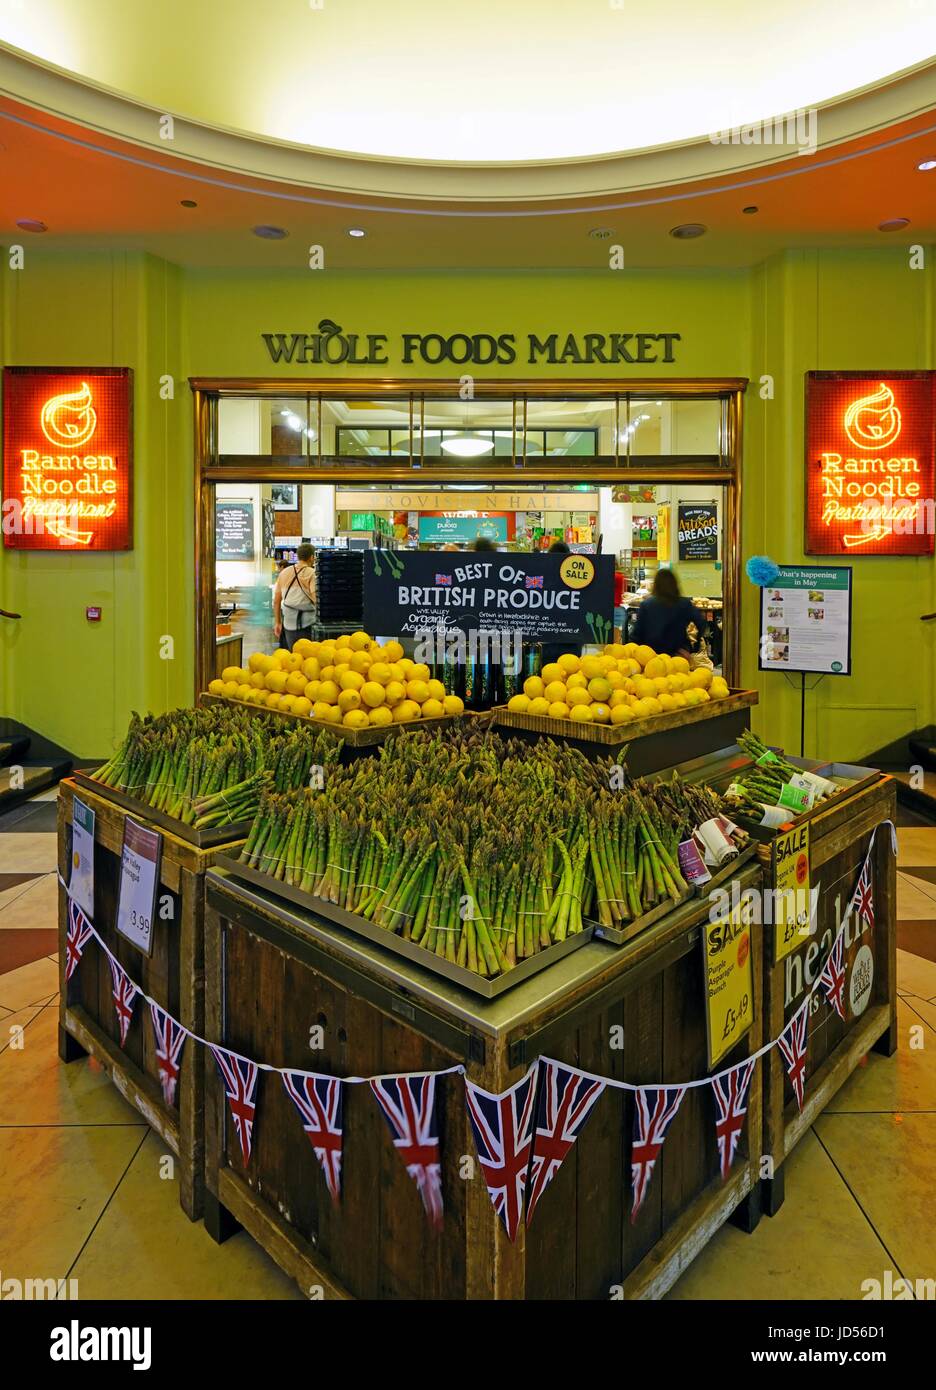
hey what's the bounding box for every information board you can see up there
[216,501,255,560]
[417,515,509,546]
[758,565,852,675]
[677,502,719,560]
[364,549,615,644]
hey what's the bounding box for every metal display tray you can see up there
[213,852,593,998]
[589,886,695,946]
[71,771,252,849]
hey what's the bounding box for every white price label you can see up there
[116,818,161,955]
[69,797,95,920]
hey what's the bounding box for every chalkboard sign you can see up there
[677,503,719,561]
[216,501,255,560]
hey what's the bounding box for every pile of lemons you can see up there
[208,631,465,729]
[506,642,730,726]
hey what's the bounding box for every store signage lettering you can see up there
[261,320,680,367]
[677,502,719,560]
[805,373,935,556]
[2,368,133,551]
[783,880,872,1013]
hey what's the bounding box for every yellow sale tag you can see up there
[702,896,755,1069]
[774,822,811,964]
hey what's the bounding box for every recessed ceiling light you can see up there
[180,199,198,208]
[589,227,614,240]
[252,225,289,239]
[878,217,910,232]
[16,218,47,233]
[347,228,366,238]
[670,223,707,239]
[742,206,759,215]
[917,159,936,171]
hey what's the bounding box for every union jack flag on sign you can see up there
[107,956,139,1047]
[209,1045,260,1166]
[435,574,452,585]
[65,897,94,982]
[370,1074,444,1229]
[526,1060,605,1226]
[630,1086,686,1222]
[818,931,846,1020]
[465,1066,537,1242]
[282,1071,344,1205]
[852,853,875,931]
[710,1058,756,1180]
[148,1002,187,1108]
[778,1000,810,1112]
[525,575,544,589]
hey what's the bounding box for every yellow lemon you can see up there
[609,689,630,708]
[398,658,416,678]
[292,638,315,659]
[335,634,352,650]
[318,679,340,704]
[671,656,690,674]
[421,698,445,719]
[411,663,431,682]
[507,694,531,713]
[247,653,266,673]
[658,693,677,711]
[643,696,663,715]
[384,680,406,707]
[622,642,638,658]
[369,662,393,686]
[292,696,312,718]
[580,655,603,680]
[369,705,393,726]
[652,677,671,695]
[710,677,730,699]
[669,673,688,692]
[587,676,612,702]
[319,664,337,683]
[361,681,386,708]
[557,653,581,675]
[672,692,687,708]
[611,703,635,724]
[283,652,304,673]
[324,705,342,724]
[635,645,657,668]
[383,640,404,663]
[304,680,321,702]
[606,671,625,690]
[386,663,406,683]
[249,671,266,689]
[392,699,421,723]
[427,679,446,701]
[540,663,564,684]
[266,692,283,709]
[566,673,588,691]
[630,699,653,718]
[442,694,465,716]
[311,700,333,720]
[569,703,593,723]
[349,630,371,651]
[684,688,703,706]
[695,688,710,702]
[406,680,431,704]
[343,709,370,728]
[318,641,336,663]
[221,666,243,684]
[286,671,307,696]
[523,675,545,699]
[644,656,667,679]
[688,667,713,689]
[264,670,288,693]
[334,662,351,681]
[208,678,225,695]
[349,650,372,674]
[544,680,568,704]
[528,696,551,716]
[340,669,365,692]
[236,683,253,701]
[568,687,593,707]
[634,677,657,700]
[590,702,612,723]
[548,701,570,719]
[280,695,297,713]
[338,688,362,713]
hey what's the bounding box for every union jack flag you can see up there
[209,1044,260,1166]
[852,852,875,931]
[107,956,139,1047]
[710,1058,756,1180]
[148,1002,187,1108]
[630,1086,686,1222]
[435,574,452,585]
[526,1060,605,1226]
[818,930,846,1020]
[370,1074,444,1229]
[525,575,544,589]
[282,1071,344,1205]
[778,1000,810,1112]
[65,897,94,982]
[465,1066,537,1242]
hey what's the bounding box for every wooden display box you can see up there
[760,774,897,1215]
[200,692,467,747]
[489,688,758,746]
[56,778,245,1220]
[202,864,764,1300]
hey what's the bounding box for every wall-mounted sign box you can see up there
[216,500,255,560]
[2,367,133,551]
[805,371,935,556]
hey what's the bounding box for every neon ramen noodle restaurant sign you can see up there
[805,371,935,556]
[2,367,133,551]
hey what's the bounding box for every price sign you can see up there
[773,822,812,964]
[69,796,95,920]
[702,896,755,1068]
[116,818,162,956]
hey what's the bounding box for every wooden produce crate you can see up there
[760,774,897,1215]
[202,863,764,1300]
[57,777,246,1220]
[487,690,758,776]
[200,692,466,748]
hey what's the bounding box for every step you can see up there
[0,759,71,812]
[0,735,30,767]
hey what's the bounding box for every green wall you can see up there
[2,251,934,760]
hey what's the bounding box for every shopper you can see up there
[633,567,704,659]
[472,535,498,552]
[274,543,316,650]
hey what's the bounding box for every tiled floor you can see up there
[1,788,935,1300]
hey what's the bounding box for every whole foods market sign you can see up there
[262,320,680,366]
[805,371,936,556]
[2,367,133,551]
[364,549,615,644]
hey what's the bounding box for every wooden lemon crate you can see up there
[487,688,759,746]
[199,692,467,747]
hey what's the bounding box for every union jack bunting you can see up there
[107,956,139,1047]
[370,1074,444,1229]
[209,1045,260,1166]
[282,1071,344,1205]
[65,897,94,982]
[818,931,846,1021]
[148,1003,187,1108]
[464,1066,537,1242]
[777,1001,810,1112]
[710,1058,756,1181]
[630,1086,686,1222]
[526,1060,606,1226]
[851,852,875,931]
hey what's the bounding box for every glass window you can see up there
[524,400,615,457]
[625,398,722,459]
[219,398,315,457]
[324,399,412,457]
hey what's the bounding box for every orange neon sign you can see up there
[2,368,133,551]
[805,372,935,556]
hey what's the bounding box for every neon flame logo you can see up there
[843,382,901,452]
[40,382,97,449]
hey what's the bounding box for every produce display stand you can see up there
[758,774,897,1214]
[488,690,758,775]
[56,777,246,1220]
[202,862,764,1300]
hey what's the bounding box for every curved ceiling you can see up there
[1,0,935,163]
